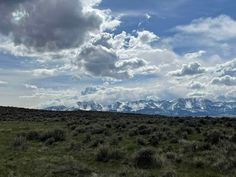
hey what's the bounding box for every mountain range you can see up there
[45,98,236,117]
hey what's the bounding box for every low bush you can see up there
[45,137,56,146]
[193,157,206,168]
[96,146,125,162]
[231,133,236,143]
[96,146,111,162]
[136,137,147,146]
[39,129,65,142]
[133,147,162,169]
[148,134,160,146]
[50,160,92,177]
[26,131,40,140]
[83,134,92,144]
[161,170,177,177]
[205,130,224,145]
[90,138,104,148]
[91,127,105,135]
[69,142,81,151]
[165,152,176,161]
[13,135,28,150]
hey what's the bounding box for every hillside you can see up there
[0,106,236,177]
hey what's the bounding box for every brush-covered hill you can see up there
[0,106,236,177]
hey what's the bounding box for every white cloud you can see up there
[188,82,205,90]
[77,45,130,79]
[176,15,236,41]
[32,69,57,77]
[0,80,8,86]
[24,84,38,89]
[129,30,159,48]
[76,43,157,79]
[216,58,236,77]
[170,62,206,77]
[212,75,236,86]
[184,50,206,60]
[163,15,236,63]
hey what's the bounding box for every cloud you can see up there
[129,30,159,48]
[81,86,100,95]
[116,58,147,70]
[216,58,236,77]
[217,90,236,101]
[0,80,8,86]
[3,5,236,108]
[164,15,236,61]
[33,69,57,77]
[77,44,156,79]
[78,45,129,79]
[170,62,206,76]
[176,15,236,41]
[24,84,38,89]
[0,0,120,52]
[188,82,205,90]
[184,50,206,60]
[212,75,236,86]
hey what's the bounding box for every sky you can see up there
[0,0,236,108]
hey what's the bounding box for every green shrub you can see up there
[193,157,206,168]
[90,138,104,148]
[50,160,91,176]
[148,134,160,146]
[96,146,124,162]
[26,131,40,140]
[161,170,177,177]
[109,149,125,160]
[133,148,162,169]
[45,137,56,146]
[136,137,147,146]
[13,136,28,150]
[165,152,176,161]
[39,129,65,142]
[70,142,81,151]
[205,130,224,145]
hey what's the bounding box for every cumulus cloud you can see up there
[188,82,205,90]
[176,15,236,41]
[129,30,159,48]
[1,1,159,80]
[184,50,206,60]
[170,62,206,76]
[116,58,147,70]
[0,0,106,51]
[0,0,121,56]
[216,58,236,77]
[77,44,156,79]
[164,15,236,61]
[81,86,100,95]
[212,75,236,86]
[78,45,129,79]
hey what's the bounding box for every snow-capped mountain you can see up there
[45,98,236,117]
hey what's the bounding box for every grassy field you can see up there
[0,107,235,177]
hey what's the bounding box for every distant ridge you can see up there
[45,98,236,117]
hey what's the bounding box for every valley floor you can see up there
[0,107,236,177]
